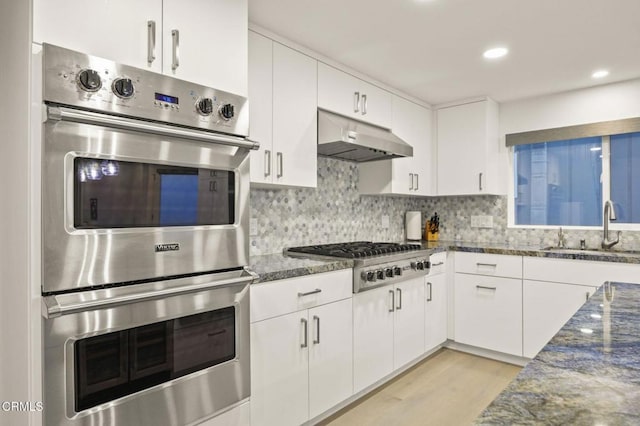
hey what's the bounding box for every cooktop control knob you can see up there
[416,261,425,270]
[385,268,394,278]
[197,98,214,115]
[376,270,385,281]
[363,271,376,282]
[77,69,102,92]
[112,78,134,98]
[393,266,402,276]
[219,103,234,120]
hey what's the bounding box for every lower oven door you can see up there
[42,269,252,426]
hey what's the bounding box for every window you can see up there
[512,128,640,227]
[514,137,602,226]
[610,132,640,223]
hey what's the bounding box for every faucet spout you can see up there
[602,200,620,249]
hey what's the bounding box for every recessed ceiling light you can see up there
[483,47,508,59]
[592,70,609,79]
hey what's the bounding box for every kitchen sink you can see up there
[541,246,640,256]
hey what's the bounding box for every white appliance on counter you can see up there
[405,211,422,241]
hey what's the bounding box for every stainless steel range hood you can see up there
[317,109,413,162]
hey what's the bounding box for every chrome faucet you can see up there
[602,200,621,249]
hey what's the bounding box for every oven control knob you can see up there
[393,266,402,276]
[77,69,102,92]
[219,103,235,120]
[385,268,394,278]
[197,98,214,115]
[376,270,385,281]
[112,78,135,98]
[362,271,376,282]
[416,261,425,270]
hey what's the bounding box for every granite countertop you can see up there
[249,252,354,283]
[249,241,640,283]
[476,281,640,425]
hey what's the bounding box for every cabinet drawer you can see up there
[429,252,447,275]
[250,269,352,322]
[455,252,522,278]
[523,256,640,287]
[454,273,522,356]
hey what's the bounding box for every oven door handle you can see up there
[42,270,257,318]
[46,106,260,150]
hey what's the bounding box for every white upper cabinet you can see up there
[33,0,247,95]
[359,95,434,196]
[248,31,317,188]
[317,62,392,129]
[436,98,502,195]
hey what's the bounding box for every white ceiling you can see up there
[248,0,640,105]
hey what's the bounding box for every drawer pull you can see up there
[313,315,320,344]
[476,285,497,291]
[476,263,497,268]
[427,282,433,302]
[431,262,444,267]
[298,288,322,297]
[301,318,308,348]
[389,289,395,312]
[396,288,402,310]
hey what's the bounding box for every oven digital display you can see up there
[155,92,179,104]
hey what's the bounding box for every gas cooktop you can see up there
[285,241,423,259]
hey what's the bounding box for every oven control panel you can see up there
[354,256,431,293]
[42,43,249,137]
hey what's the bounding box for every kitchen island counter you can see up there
[476,281,640,425]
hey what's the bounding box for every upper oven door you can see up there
[42,106,252,293]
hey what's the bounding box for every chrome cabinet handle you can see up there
[264,150,271,177]
[396,288,402,310]
[432,262,444,267]
[171,29,180,71]
[313,315,320,344]
[301,318,308,348]
[409,173,414,190]
[147,20,156,65]
[389,289,395,312]
[276,152,283,178]
[476,285,497,291]
[427,282,433,302]
[476,262,497,268]
[298,288,321,297]
[479,172,483,191]
[361,94,368,115]
[354,92,360,113]
[415,174,419,191]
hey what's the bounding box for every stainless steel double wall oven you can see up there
[40,44,258,426]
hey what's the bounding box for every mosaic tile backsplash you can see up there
[250,157,640,255]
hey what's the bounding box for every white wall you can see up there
[500,78,640,136]
[0,1,37,426]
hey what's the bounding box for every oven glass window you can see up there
[73,158,235,228]
[74,307,236,411]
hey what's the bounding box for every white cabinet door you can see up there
[393,278,425,368]
[454,273,523,356]
[272,43,317,188]
[523,280,596,358]
[308,299,353,419]
[425,273,447,352]
[250,311,309,426]
[162,0,247,94]
[353,286,395,393]
[436,99,500,195]
[248,31,273,184]
[317,62,391,128]
[33,0,163,72]
[358,96,433,196]
[358,80,392,129]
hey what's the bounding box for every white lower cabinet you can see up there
[523,280,596,358]
[425,271,448,353]
[250,270,352,426]
[353,277,425,393]
[454,273,523,356]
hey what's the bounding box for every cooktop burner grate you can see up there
[286,241,423,258]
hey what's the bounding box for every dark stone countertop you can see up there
[476,281,640,425]
[248,252,354,283]
[249,241,640,283]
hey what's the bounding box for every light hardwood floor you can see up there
[320,349,521,426]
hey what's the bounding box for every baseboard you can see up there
[444,340,530,367]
